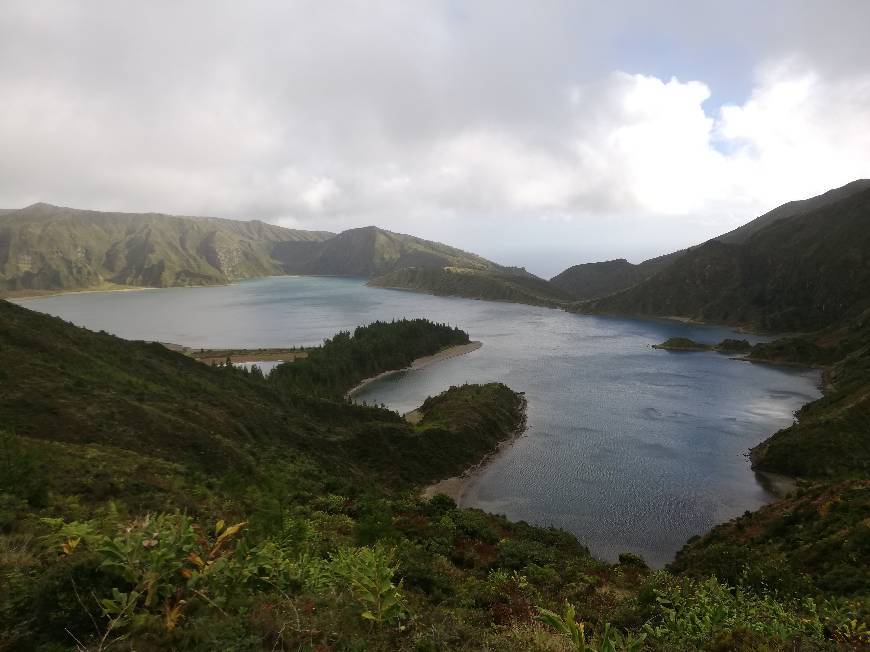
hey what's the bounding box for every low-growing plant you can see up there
[537,602,645,652]
[328,544,408,625]
[641,572,826,648]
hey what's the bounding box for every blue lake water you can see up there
[16,276,821,566]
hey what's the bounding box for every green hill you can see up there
[0,205,569,308]
[658,310,870,623]
[0,203,333,293]
[582,185,870,333]
[279,225,570,306]
[550,255,676,301]
[552,179,870,302]
[279,225,501,277]
[369,265,571,307]
[747,310,870,481]
[4,299,858,649]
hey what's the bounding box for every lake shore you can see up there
[5,283,160,301]
[345,341,483,398]
[422,395,528,503]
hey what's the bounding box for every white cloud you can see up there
[1,2,869,274]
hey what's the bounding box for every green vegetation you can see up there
[370,265,571,308]
[750,347,870,480]
[652,337,711,351]
[281,225,504,278]
[0,203,332,293]
[671,481,870,599]
[715,339,752,353]
[550,257,675,302]
[5,179,870,648]
[663,311,870,644]
[653,338,753,353]
[0,205,522,297]
[553,179,870,305]
[583,185,870,332]
[270,318,469,398]
[743,308,870,480]
[2,298,857,649]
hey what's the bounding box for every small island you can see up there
[653,337,713,351]
[653,337,753,353]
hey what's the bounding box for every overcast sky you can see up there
[2,1,870,276]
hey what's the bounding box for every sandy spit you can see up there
[344,341,482,399]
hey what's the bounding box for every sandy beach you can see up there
[345,340,482,398]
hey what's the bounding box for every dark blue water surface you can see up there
[17,276,820,566]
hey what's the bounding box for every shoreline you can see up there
[6,284,162,301]
[422,395,528,503]
[345,341,483,398]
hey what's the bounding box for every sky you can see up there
[2,1,870,277]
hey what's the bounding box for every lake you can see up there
[16,276,821,566]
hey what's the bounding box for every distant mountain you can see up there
[370,265,572,307]
[583,185,870,332]
[0,203,567,306]
[0,203,332,293]
[551,179,870,301]
[277,225,502,277]
[550,255,674,301]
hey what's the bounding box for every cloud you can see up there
[1,1,869,273]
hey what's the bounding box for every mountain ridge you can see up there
[0,202,569,306]
[580,185,870,332]
[552,179,870,302]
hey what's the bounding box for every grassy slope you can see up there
[584,187,870,332]
[748,312,870,480]
[0,303,862,648]
[671,481,870,598]
[0,203,333,292]
[0,301,500,488]
[667,312,870,628]
[0,301,638,651]
[551,179,870,304]
[1,207,546,307]
[279,226,503,278]
[370,266,571,308]
[550,255,676,301]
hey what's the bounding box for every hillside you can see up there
[671,480,869,599]
[654,309,870,629]
[278,226,571,307]
[278,225,501,277]
[3,300,859,649]
[718,178,870,244]
[0,302,476,481]
[748,311,870,480]
[0,205,569,308]
[552,179,870,302]
[549,255,675,301]
[369,265,572,307]
[581,185,870,332]
[0,203,333,293]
